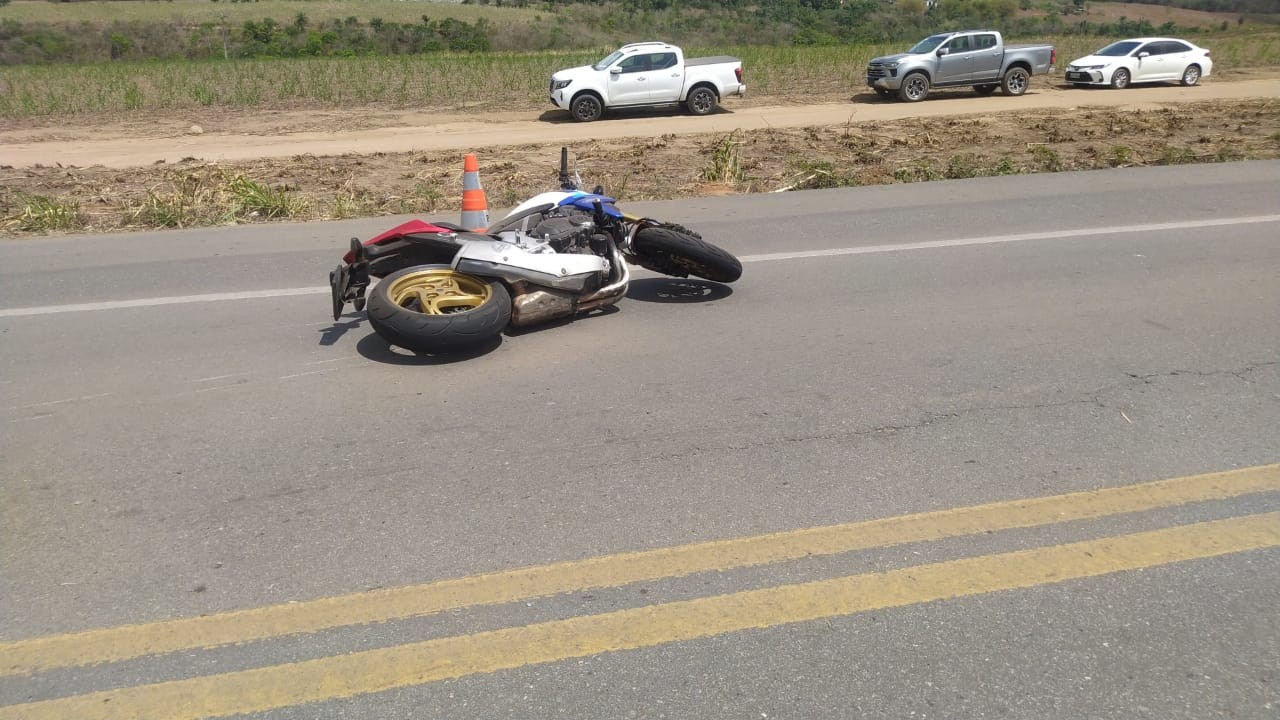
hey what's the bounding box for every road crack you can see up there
[640,361,1279,463]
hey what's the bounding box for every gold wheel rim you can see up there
[385,268,491,316]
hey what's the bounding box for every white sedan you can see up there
[1064,37,1212,89]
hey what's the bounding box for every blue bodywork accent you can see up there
[559,192,624,218]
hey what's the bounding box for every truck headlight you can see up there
[882,62,899,69]
[552,79,572,90]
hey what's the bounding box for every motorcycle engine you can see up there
[528,209,605,255]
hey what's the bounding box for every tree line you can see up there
[1,0,1262,65]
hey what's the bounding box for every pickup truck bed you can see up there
[686,56,740,67]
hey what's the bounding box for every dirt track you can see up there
[2,74,1278,235]
[3,77,1278,169]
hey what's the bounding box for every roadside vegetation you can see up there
[4,98,1276,234]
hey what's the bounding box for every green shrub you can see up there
[1031,145,1062,172]
[5,194,83,232]
[223,174,306,219]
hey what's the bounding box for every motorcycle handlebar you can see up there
[558,147,577,191]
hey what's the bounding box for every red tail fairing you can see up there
[341,220,455,263]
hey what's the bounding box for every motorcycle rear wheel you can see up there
[631,225,742,284]
[365,265,511,352]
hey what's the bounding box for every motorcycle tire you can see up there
[365,265,511,353]
[631,225,743,284]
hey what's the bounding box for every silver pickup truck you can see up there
[866,30,1055,102]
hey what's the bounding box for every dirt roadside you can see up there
[2,73,1278,235]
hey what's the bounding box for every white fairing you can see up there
[503,191,576,220]
[452,233,608,293]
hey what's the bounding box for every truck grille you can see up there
[866,63,897,81]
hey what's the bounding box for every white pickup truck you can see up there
[549,42,746,122]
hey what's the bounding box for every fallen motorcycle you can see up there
[329,148,742,352]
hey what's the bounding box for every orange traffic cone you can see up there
[460,153,489,231]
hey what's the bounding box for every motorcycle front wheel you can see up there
[631,225,742,284]
[365,265,511,352]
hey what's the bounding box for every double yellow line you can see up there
[2,464,1278,719]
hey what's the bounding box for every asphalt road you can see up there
[2,162,1279,719]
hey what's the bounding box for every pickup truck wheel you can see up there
[1001,67,1030,96]
[974,84,998,95]
[1110,68,1131,89]
[569,93,603,123]
[685,86,718,116]
[898,73,930,102]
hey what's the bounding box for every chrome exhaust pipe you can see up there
[577,238,630,312]
[507,238,629,326]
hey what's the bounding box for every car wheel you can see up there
[569,93,603,123]
[1001,67,1030,96]
[1181,65,1201,86]
[898,73,930,102]
[1110,68,1131,89]
[685,86,718,116]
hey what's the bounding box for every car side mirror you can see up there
[937,47,950,56]
[1138,51,1150,59]
[610,67,622,75]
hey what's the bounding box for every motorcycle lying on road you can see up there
[329,147,742,352]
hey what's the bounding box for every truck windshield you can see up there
[908,34,950,54]
[1095,41,1142,57]
[592,51,624,71]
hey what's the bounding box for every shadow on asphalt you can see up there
[317,315,365,346]
[354,332,502,365]
[502,303,621,337]
[625,278,733,304]
[330,281,728,360]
